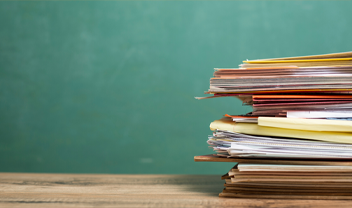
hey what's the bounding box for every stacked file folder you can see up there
[195,51,352,199]
[220,163,352,199]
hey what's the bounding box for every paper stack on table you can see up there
[195,51,352,199]
[221,164,352,199]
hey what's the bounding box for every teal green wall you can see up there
[1,1,351,174]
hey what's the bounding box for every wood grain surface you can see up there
[1,173,352,207]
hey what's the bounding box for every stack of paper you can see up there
[221,164,352,199]
[195,51,352,199]
[208,129,352,158]
[205,51,352,94]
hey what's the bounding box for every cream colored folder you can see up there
[258,117,352,132]
[210,117,352,144]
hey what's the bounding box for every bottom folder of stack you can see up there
[220,163,352,199]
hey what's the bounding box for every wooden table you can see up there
[1,173,352,207]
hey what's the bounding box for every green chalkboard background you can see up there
[1,1,352,174]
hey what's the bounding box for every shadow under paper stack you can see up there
[195,51,352,199]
